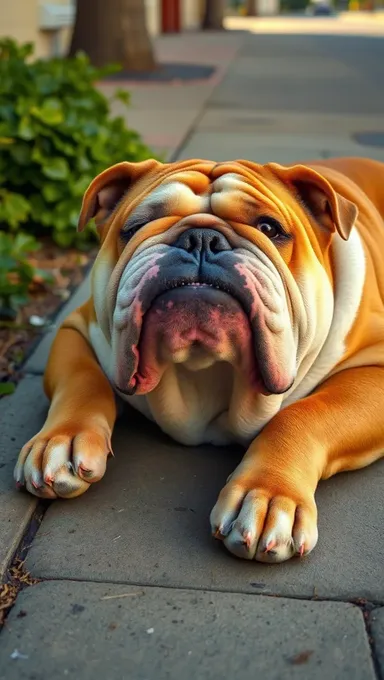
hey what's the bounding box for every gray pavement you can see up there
[0,582,376,680]
[179,32,384,164]
[1,19,384,680]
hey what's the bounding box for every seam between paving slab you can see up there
[11,574,384,607]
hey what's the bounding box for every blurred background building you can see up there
[0,0,204,59]
[0,0,382,60]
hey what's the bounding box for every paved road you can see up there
[1,23,384,680]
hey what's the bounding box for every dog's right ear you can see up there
[77,159,161,232]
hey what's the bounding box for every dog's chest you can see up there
[121,363,239,446]
[89,323,269,447]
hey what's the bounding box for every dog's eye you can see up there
[120,220,147,242]
[256,218,285,240]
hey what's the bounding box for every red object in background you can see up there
[161,0,181,32]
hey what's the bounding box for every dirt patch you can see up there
[0,558,39,626]
[0,239,97,394]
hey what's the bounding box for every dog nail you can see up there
[213,526,224,540]
[243,531,252,548]
[264,539,277,553]
[79,465,93,479]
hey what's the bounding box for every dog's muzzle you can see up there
[112,224,296,397]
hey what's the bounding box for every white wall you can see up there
[257,0,280,15]
[181,0,202,29]
[145,0,161,35]
[0,0,203,58]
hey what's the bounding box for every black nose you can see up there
[173,228,231,254]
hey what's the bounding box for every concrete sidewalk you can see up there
[1,22,384,680]
[101,31,245,161]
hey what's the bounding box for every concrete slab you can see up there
[370,607,384,676]
[0,376,49,577]
[107,103,199,161]
[25,275,91,375]
[229,56,357,79]
[176,131,384,164]
[209,34,384,115]
[209,78,384,115]
[25,413,384,601]
[99,31,246,156]
[197,108,384,137]
[0,580,375,680]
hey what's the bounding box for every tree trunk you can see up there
[245,0,258,14]
[69,0,157,72]
[202,0,225,29]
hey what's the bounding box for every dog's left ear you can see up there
[268,163,358,241]
[77,159,161,232]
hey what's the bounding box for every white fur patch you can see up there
[285,227,366,405]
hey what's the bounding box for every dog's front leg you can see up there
[14,323,117,499]
[211,366,384,562]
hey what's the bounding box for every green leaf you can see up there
[10,142,31,165]
[18,116,35,140]
[0,231,12,252]
[53,230,76,247]
[76,156,92,172]
[9,293,29,308]
[35,73,59,95]
[49,135,77,157]
[42,157,69,180]
[0,382,15,396]
[0,256,17,269]
[113,88,131,106]
[31,98,64,126]
[42,182,64,202]
[12,232,40,254]
[0,103,16,122]
[0,190,30,228]
[69,209,79,228]
[34,268,54,284]
[0,37,153,247]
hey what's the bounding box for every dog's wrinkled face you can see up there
[79,158,357,402]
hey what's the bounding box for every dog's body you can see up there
[15,156,384,563]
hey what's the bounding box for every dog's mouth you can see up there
[112,270,296,397]
[113,281,256,395]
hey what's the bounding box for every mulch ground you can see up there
[0,239,97,396]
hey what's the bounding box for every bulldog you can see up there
[14,156,384,563]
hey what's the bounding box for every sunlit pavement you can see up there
[226,11,384,35]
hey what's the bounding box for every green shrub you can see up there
[0,39,153,247]
[0,231,43,318]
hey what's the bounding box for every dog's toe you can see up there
[14,427,111,499]
[211,483,318,563]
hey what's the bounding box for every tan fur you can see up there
[14,156,384,562]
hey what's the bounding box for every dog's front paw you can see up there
[14,426,112,499]
[210,477,318,563]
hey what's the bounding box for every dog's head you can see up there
[78,158,357,398]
